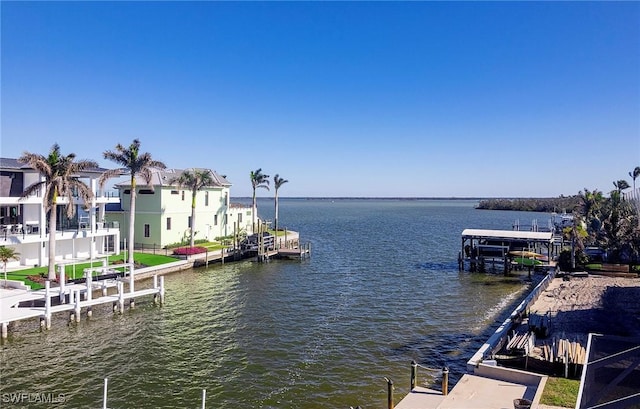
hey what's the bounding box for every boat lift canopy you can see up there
[461,229,553,243]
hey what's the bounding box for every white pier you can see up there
[0,267,165,339]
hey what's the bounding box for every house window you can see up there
[144,224,150,238]
[238,213,242,223]
[188,216,192,228]
[181,191,185,201]
[123,189,131,194]
[166,217,172,230]
[171,190,179,195]
[139,189,154,194]
[214,214,218,226]
[205,192,209,206]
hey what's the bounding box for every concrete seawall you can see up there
[133,260,194,281]
[467,268,558,372]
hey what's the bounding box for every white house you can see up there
[105,168,253,249]
[0,157,121,269]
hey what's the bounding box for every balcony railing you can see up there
[0,221,120,241]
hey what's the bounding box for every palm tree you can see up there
[629,166,640,190]
[613,180,630,192]
[19,144,97,280]
[168,168,215,248]
[0,246,20,287]
[273,174,288,232]
[99,139,166,265]
[577,188,604,242]
[249,168,269,233]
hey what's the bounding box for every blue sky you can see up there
[1,1,639,198]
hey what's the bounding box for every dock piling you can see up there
[129,264,134,293]
[159,276,165,305]
[410,360,417,391]
[85,272,93,301]
[44,280,51,330]
[103,378,108,409]
[442,367,449,396]
[385,377,394,409]
[153,275,159,305]
[117,281,125,313]
[59,267,66,304]
[74,290,81,322]
[201,389,206,409]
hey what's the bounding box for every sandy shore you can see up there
[530,274,640,338]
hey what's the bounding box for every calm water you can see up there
[1,199,551,408]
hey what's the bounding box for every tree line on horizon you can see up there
[476,196,581,213]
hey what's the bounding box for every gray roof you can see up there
[0,157,109,174]
[114,167,231,188]
[0,158,28,169]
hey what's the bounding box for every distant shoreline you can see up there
[240,196,556,200]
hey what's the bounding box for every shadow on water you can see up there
[415,260,460,271]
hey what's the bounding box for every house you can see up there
[105,168,253,249]
[0,157,121,269]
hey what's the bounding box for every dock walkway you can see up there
[1,272,167,338]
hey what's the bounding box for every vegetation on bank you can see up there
[477,196,580,213]
[480,166,640,269]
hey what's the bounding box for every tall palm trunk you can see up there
[190,189,197,248]
[47,204,57,280]
[274,191,279,232]
[128,177,136,265]
[252,189,257,234]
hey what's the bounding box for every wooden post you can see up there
[385,377,394,409]
[442,367,449,396]
[410,360,417,391]
[201,389,206,409]
[2,322,7,339]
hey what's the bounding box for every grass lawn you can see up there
[3,253,179,290]
[540,377,580,407]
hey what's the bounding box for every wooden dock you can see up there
[1,272,165,339]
